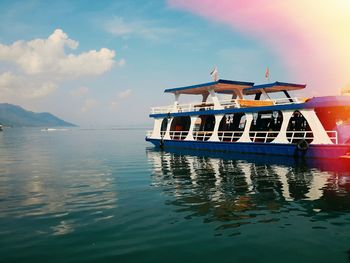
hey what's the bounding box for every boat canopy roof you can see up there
[244,81,306,95]
[164,79,254,95]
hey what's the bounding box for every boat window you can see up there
[286,111,313,143]
[160,118,168,137]
[170,116,191,140]
[218,113,246,142]
[315,106,350,144]
[193,115,215,141]
[315,106,350,130]
[249,110,283,143]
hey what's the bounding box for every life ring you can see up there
[297,139,309,152]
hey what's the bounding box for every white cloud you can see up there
[28,82,57,99]
[0,29,115,77]
[0,72,19,100]
[0,71,15,89]
[0,71,57,101]
[105,16,177,41]
[118,89,132,99]
[70,86,89,97]
[80,98,98,113]
[0,29,117,101]
[110,89,132,110]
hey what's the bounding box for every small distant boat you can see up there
[0,125,3,131]
[146,79,350,159]
[41,128,68,132]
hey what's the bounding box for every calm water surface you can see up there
[1,128,350,263]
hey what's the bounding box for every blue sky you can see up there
[0,0,289,126]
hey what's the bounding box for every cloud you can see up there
[80,98,98,113]
[0,71,16,92]
[70,86,89,97]
[168,0,350,94]
[110,89,132,109]
[118,89,132,99]
[105,16,177,41]
[0,72,21,101]
[0,71,56,100]
[0,29,116,101]
[29,82,57,99]
[0,29,115,78]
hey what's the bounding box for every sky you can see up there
[0,0,349,127]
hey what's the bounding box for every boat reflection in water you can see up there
[147,148,350,233]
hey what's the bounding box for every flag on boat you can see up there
[210,66,218,81]
[265,67,270,80]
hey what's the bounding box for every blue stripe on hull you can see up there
[145,138,350,159]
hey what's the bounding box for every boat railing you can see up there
[151,99,242,114]
[286,130,338,144]
[218,130,338,144]
[286,130,314,143]
[218,131,244,142]
[169,131,188,140]
[148,130,338,144]
[180,103,215,112]
[150,97,306,114]
[249,131,281,143]
[326,131,338,144]
[273,97,304,105]
[146,130,168,138]
[151,102,215,114]
[192,131,213,141]
[151,106,173,114]
[219,99,239,109]
[249,130,337,144]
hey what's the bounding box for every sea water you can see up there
[0,128,350,263]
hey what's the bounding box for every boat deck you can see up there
[151,97,303,114]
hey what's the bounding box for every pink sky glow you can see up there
[168,0,350,96]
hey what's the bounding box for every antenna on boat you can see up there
[265,66,270,83]
[210,66,218,81]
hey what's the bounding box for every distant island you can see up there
[0,103,76,127]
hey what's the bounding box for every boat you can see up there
[145,79,350,159]
[0,125,3,131]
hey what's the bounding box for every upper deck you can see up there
[151,79,306,115]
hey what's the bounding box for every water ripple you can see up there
[1,129,350,262]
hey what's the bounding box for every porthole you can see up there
[170,116,191,140]
[249,111,283,143]
[192,115,215,141]
[218,113,246,142]
[286,111,313,144]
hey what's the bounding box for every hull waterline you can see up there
[146,137,350,159]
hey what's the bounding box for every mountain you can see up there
[0,103,76,127]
